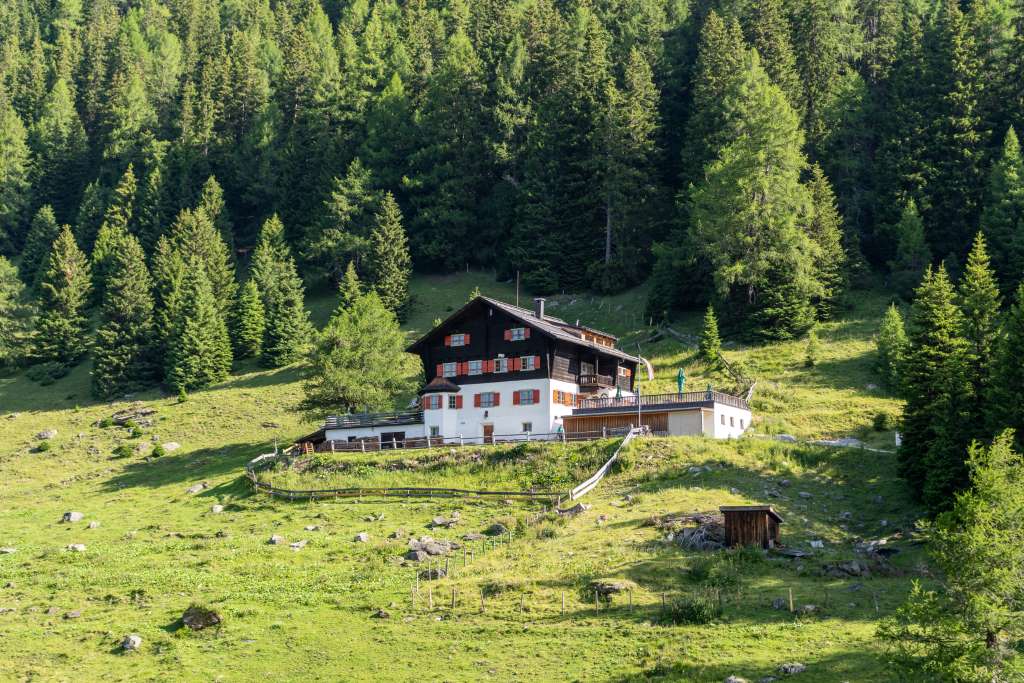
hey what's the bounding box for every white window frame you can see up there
[442,362,457,378]
[450,333,467,347]
[510,327,526,341]
[448,395,458,409]
[493,357,509,373]
[518,390,537,405]
[430,425,440,437]
[721,414,726,425]
[479,392,498,408]
[522,422,533,433]
[468,360,483,375]
[520,355,536,371]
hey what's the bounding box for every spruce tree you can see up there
[367,192,411,319]
[20,206,61,289]
[979,127,1024,295]
[28,79,88,225]
[338,261,362,310]
[34,226,91,367]
[804,327,820,368]
[166,261,232,392]
[987,284,1024,447]
[298,290,420,418]
[197,176,233,252]
[91,165,136,298]
[958,233,1002,446]
[231,278,265,360]
[876,304,908,388]
[164,208,237,318]
[251,215,312,368]
[888,200,933,300]
[305,159,379,283]
[741,0,802,112]
[806,164,847,318]
[689,51,819,340]
[0,98,30,250]
[699,304,722,366]
[791,0,852,157]
[0,255,33,367]
[92,233,157,398]
[899,265,970,512]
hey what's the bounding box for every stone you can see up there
[162,442,180,453]
[799,604,817,615]
[461,533,486,542]
[404,550,428,562]
[775,434,797,443]
[809,540,824,549]
[36,429,57,440]
[866,383,878,391]
[0,548,16,554]
[354,532,369,543]
[64,610,81,619]
[484,523,509,536]
[268,535,285,545]
[371,608,390,619]
[66,544,86,552]
[210,505,224,514]
[304,525,321,532]
[46,606,60,616]
[422,542,446,556]
[388,528,406,539]
[591,580,628,597]
[121,634,142,651]
[418,567,447,581]
[62,511,84,523]
[182,605,221,630]
[186,482,208,494]
[88,521,100,529]
[779,479,791,488]
[289,540,308,550]
[557,503,590,517]
[771,598,787,610]
[779,663,806,675]
[798,492,812,499]
[725,677,748,683]
[430,515,459,529]
[730,487,739,495]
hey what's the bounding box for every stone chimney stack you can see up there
[534,297,545,320]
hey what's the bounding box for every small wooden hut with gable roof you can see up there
[719,505,783,549]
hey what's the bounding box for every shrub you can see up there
[26,361,70,385]
[873,411,897,432]
[481,579,521,597]
[536,525,558,540]
[151,443,166,458]
[98,417,114,428]
[35,440,52,453]
[112,443,133,458]
[177,387,188,403]
[663,590,722,625]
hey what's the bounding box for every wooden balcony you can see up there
[579,373,614,389]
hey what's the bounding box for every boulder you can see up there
[775,434,797,443]
[62,511,84,523]
[186,482,208,494]
[163,442,181,453]
[430,515,459,529]
[798,492,812,499]
[182,605,221,631]
[88,521,100,529]
[371,608,390,619]
[210,505,224,514]
[461,533,486,542]
[0,547,16,554]
[557,503,590,517]
[121,634,142,651]
[389,528,407,539]
[778,663,806,675]
[418,567,447,581]
[64,610,81,619]
[354,532,369,543]
[304,525,321,532]
[484,523,509,536]
[66,544,86,552]
[268,535,286,545]
[725,677,748,683]
[591,580,629,597]
[771,598,787,610]
[404,550,428,562]
[36,429,58,440]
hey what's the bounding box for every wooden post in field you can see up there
[628,590,633,611]
[429,586,433,610]
[361,440,365,453]
[411,585,416,610]
[594,590,599,609]
[661,593,666,613]
[561,592,565,615]
[445,557,450,576]
[520,594,525,615]
[452,587,456,610]
[415,571,419,596]
[788,587,794,613]
[463,545,467,566]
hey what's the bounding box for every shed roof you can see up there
[719,505,784,523]
[418,377,461,394]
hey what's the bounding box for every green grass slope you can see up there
[0,272,914,681]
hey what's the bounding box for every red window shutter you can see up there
[444,335,452,346]
[436,363,443,377]
[512,358,520,371]
[455,395,463,409]
[533,389,540,404]
[524,328,531,339]
[513,391,520,405]
[504,329,512,341]
[474,393,481,407]
[493,392,501,406]
[457,362,466,375]
[464,333,471,345]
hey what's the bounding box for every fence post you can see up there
[520,594,525,615]
[426,434,431,448]
[361,440,365,453]
[561,591,565,615]
[429,586,433,610]
[788,587,794,613]
[452,587,456,610]
[480,589,485,613]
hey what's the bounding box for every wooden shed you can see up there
[719,505,783,549]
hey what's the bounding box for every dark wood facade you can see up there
[408,297,638,392]
[563,411,669,436]
[720,506,783,549]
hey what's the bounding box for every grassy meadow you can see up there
[0,272,917,681]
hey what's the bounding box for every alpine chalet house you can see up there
[298,296,752,451]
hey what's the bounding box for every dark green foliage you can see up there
[166,262,232,392]
[251,215,312,368]
[305,159,379,283]
[957,233,1002,446]
[662,590,722,625]
[987,285,1024,448]
[231,278,265,361]
[804,327,820,368]
[34,226,91,367]
[898,265,970,513]
[741,0,801,112]
[698,304,721,366]
[0,99,31,250]
[0,255,33,367]
[338,262,362,311]
[299,290,420,418]
[91,164,136,298]
[367,193,411,319]
[162,208,236,319]
[888,200,932,300]
[880,432,1024,680]
[875,304,907,388]
[806,164,847,318]
[979,127,1024,296]
[92,233,157,398]
[28,79,88,225]
[20,206,61,289]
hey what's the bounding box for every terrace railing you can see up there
[576,390,750,412]
[312,427,634,453]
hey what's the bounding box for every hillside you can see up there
[0,272,915,681]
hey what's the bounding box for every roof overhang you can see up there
[720,505,784,524]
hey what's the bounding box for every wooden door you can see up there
[483,424,494,445]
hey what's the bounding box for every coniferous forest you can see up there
[0,1,1023,504]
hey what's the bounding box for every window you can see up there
[423,395,442,410]
[552,390,576,407]
[493,357,509,373]
[730,416,735,427]
[522,422,533,433]
[514,389,540,405]
[442,362,457,378]
[504,327,530,341]
[430,426,440,437]
[520,355,537,371]
[740,419,745,429]
[468,360,483,375]
[721,414,726,425]
[475,392,499,408]
[618,366,632,377]
[448,395,458,409]
[445,333,468,347]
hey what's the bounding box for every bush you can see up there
[687,554,740,589]
[662,590,722,625]
[873,411,897,432]
[98,417,114,428]
[151,443,166,458]
[26,361,70,385]
[35,440,52,453]
[112,443,133,458]
[536,525,558,540]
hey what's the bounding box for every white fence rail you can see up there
[569,427,645,501]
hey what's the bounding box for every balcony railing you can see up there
[324,410,424,429]
[579,373,614,388]
[575,390,749,413]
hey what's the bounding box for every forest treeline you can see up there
[1,0,1023,335]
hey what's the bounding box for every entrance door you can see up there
[482,424,494,445]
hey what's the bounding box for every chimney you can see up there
[534,297,546,320]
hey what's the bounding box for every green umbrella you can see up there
[677,368,686,394]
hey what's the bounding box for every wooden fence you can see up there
[310,427,633,453]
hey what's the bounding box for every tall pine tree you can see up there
[20,206,60,289]
[166,260,232,392]
[250,215,312,367]
[231,277,265,361]
[979,127,1024,295]
[34,226,91,367]
[987,284,1024,448]
[888,199,933,300]
[367,193,411,319]
[0,97,30,250]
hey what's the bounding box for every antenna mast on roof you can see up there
[516,271,520,307]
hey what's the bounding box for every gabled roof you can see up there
[407,295,640,363]
[419,377,461,394]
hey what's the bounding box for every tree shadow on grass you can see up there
[100,441,268,492]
